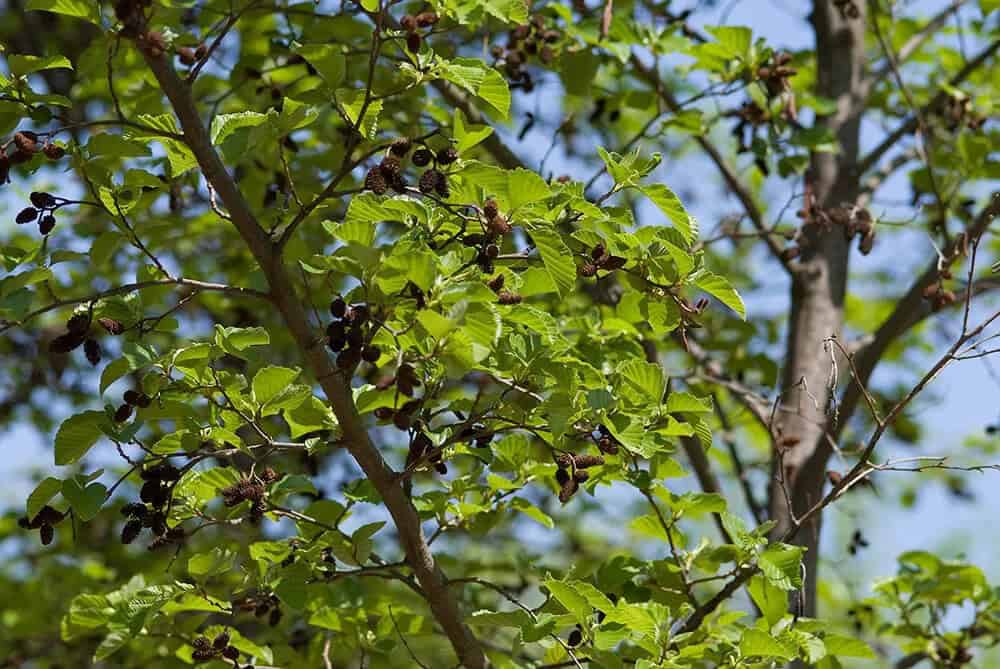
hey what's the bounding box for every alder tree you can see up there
[0,0,998,667]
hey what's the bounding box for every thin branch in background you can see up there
[388,606,430,669]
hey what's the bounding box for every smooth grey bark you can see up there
[768,1,868,618]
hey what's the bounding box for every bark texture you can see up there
[768,1,868,617]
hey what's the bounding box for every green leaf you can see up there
[24,0,100,23]
[741,628,797,660]
[453,108,494,154]
[55,411,107,466]
[617,360,665,404]
[26,477,62,519]
[694,271,746,319]
[706,25,753,60]
[748,574,788,627]
[61,476,107,522]
[531,228,576,298]
[543,579,593,625]
[336,89,382,139]
[824,634,876,659]
[759,543,805,590]
[252,366,301,407]
[641,184,698,245]
[7,54,73,76]
[210,111,268,145]
[292,43,345,87]
[440,58,510,119]
[511,498,554,528]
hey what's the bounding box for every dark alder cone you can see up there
[177,46,197,65]
[122,502,147,518]
[859,228,875,255]
[66,313,91,334]
[418,169,442,194]
[406,32,422,52]
[39,523,54,546]
[434,462,448,475]
[415,11,439,26]
[123,389,142,405]
[348,303,370,324]
[121,519,143,544]
[374,407,394,421]
[435,173,450,197]
[221,646,240,661]
[555,453,573,469]
[487,274,505,293]
[98,317,125,335]
[497,290,523,305]
[412,147,432,166]
[574,454,605,469]
[524,39,538,55]
[512,24,531,40]
[134,392,153,408]
[114,403,134,423]
[597,436,619,455]
[364,167,388,194]
[16,207,37,224]
[573,469,590,483]
[475,434,492,449]
[361,345,381,363]
[346,327,364,348]
[483,198,499,220]
[195,43,208,60]
[555,467,570,486]
[43,143,65,160]
[193,637,211,651]
[591,243,607,261]
[400,14,418,32]
[269,607,283,626]
[379,155,402,178]
[13,131,38,155]
[30,191,55,208]
[49,331,86,354]
[558,477,579,503]
[39,215,56,235]
[337,347,362,371]
[436,146,459,165]
[150,513,168,535]
[390,171,408,194]
[568,627,583,647]
[389,137,412,157]
[577,263,598,278]
[463,233,485,246]
[392,411,412,430]
[139,479,161,504]
[487,213,512,236]
[213,632,231,649]
[17,516,31,529]
[192,647,216,662]
[84,338,102,365]
[601,255,627,270]
[485,243,500,259]
[259,467,282,484]
[35,505,65,525]
[330,297,348,319]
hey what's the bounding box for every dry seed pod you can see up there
[412,148,432,166]
[573,454,605,469]
[558,476,579,503]
[364,168,388,194]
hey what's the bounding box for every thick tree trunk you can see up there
[768,1,867,619]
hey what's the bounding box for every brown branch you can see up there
[828,193,1000,442]
[629,53,793,272]
[857,37,1000,176]
[137,48,489,669]
[0,279,270,335]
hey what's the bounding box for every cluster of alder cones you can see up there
[17,505,65,546]
[555,452,605,503]
[399,11,439,52]
[191,631,243,664]
[326,297,380,371]
[233,590,284,628]
[119,463,186,550]
[49,311,124,366]
[491,14,562,91]
[364,137,457,199]
[1,132,64,185]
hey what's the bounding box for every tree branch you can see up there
[0,279,270,335]
[829,193,1000,442]
[137,47,489,669]
[857,37,1000,176]
[629,53,794,273]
